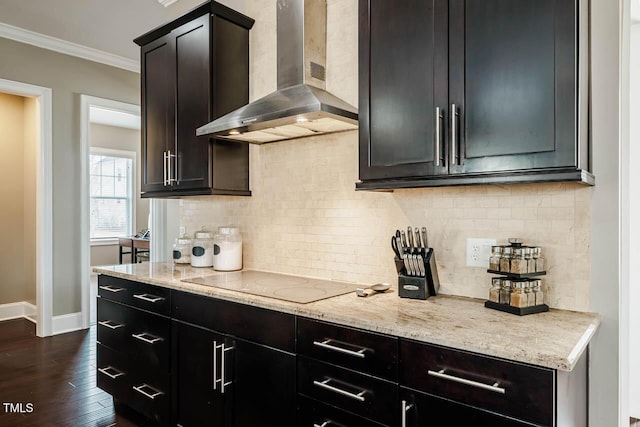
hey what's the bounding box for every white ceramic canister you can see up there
[172,236,192,264]
[191,230,214,267]
[213,226,242,271]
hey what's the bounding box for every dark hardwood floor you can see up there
[0,318,151,427]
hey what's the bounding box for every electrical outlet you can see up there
[179,226,186,236]
[466,238,497,267]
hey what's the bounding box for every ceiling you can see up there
[0,0,246,62]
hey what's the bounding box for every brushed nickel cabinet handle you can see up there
[132,332,163,344]
[98,320,124,330]
[133,293,164,303]
[98,366,125,380]
[313,378,366,402]
[434,107,443,166]
[163,150,168,186]
[401,399,414,427]
[428,369,506,394]
[99,285,124,293]
[451,103,458,165]
[220,344,234,394]
[133,383,164,400]
[313,339,367,359]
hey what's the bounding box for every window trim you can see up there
[89,147,136,244]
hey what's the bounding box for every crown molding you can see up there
[0,22,140,73]
[158,0,180,7]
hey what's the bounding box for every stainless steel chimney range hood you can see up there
[196,0,358,144]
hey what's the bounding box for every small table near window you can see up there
[118,237,150,264]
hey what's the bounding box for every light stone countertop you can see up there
[93,262,600,372]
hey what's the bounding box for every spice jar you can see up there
[533,279,544,305]
[172,235,192,264]
[499,279,511,305]
[510,281,528,308]
[533,247,545,272]
[191,230,214,268]
[500,247,512,272]
[489,246,502,271]
[525,281,535,306]
[524,247,534,273]
[510,247,528,274]
[489,277,501,303]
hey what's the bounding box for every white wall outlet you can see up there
[466,238,497,267]
[179,226,186,236]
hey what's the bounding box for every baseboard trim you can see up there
[52,312,83,335]
[0,301,36,322]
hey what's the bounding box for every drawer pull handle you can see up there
[98,366,125,379]
[98,320,124,330]
[133,383,164,400]
[313,378,366,402]
[401,400,414,427]
[313,339,367,359]
[314,421,341,427]
[133,293,164,303]
[132,332,164,344]
[427,369,506,394]
[99,285,124,293]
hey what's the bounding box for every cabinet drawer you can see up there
[128,307,171,373]
[400,339,554,426]
[172,290,295,351]
[97,343,131,402]
[128,369,171,427]
[297,318,397,381]
[298,356,397,426]
[98,275,171,316]
[298,395,388,427]
[97,298,129,351]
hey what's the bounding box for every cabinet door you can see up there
[173,14,212,191]
[141,34,174,194]
[359,0,449,181]
[173,322,229,427]
[449,0,576,174]
[400,388,532,427]
[232,338,296,427]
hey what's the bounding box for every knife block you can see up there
[396,248,440,300]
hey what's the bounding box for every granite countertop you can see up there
[93,262,600,372]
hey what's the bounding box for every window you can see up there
[90,148,135,242]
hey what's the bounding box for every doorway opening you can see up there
[80,95,142,327]
[0,78,52,337]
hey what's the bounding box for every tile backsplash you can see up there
[179,0,591,312]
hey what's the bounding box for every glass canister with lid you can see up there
[173,234,192,264]
[191,230,214,267]
[213,225,242,271]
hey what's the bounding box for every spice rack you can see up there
[484,239,549,316]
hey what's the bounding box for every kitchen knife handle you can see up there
[421,227,428,249]
[451,103,458,165]
[435,107,442,166]
[407,227,414,249]
[401,400,414,427]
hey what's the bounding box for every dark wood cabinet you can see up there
[96,276,172,427]
[135,2,254,198]
[172,291,296,427]
[172,322,229,427]
[358,0,592,190]
[400,387,531,427]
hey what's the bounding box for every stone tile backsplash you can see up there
[179,0,591,312]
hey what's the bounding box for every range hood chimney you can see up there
[196,0,358,144]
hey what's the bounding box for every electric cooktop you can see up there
[181,270,355,304]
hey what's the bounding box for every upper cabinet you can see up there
[135,3,254,198]
[357,0,592,190]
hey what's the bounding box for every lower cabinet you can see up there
[172,322,229,426]
[172,290,297,427]
[400,387,531,427]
